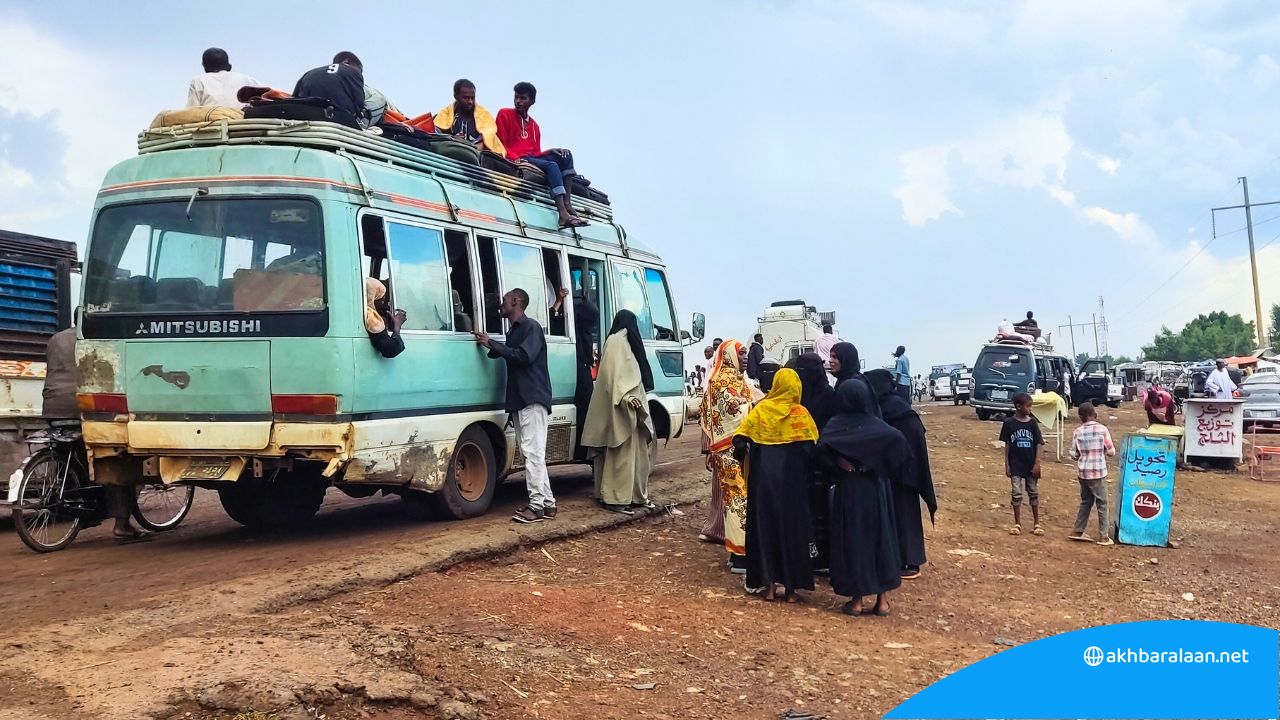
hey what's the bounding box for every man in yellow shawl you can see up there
[732,368,820,602]
[700,340,754,573]
[582,310,656,515]
[434,79,506,156]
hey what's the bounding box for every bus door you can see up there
[568,255,605,374]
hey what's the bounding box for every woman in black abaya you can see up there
[793,353,838,572]
[732,369,820,603]
[819,378,910,617]
[829,342,880,417]
[866,369,939,581]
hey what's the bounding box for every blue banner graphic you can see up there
[886,620,1278,719]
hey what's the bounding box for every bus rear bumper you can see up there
[83,419,352,485]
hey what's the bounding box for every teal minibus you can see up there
[76,119,702,527]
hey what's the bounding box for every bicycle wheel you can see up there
[132,483,195,532]
[11,448,84,553]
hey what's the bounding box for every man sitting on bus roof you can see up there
[187,48,259,108]
[495,82,588,229]
[293,52,366,127]
[292,51,399,129]
[435,79,506,156]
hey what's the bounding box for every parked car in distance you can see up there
[931,374,954,401]
[951,368,972,405]
[1241,374,1280,429]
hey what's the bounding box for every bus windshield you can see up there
[84,198,324,314]
[976,348,1031,379]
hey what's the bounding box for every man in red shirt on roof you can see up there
[496,82,587,229]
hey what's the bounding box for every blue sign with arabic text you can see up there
[1117,434,1178,547]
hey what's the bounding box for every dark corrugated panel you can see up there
[0,230,77,263]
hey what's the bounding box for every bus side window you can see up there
[385,222,452,332]
[542,247,568,337]
[497,241,549,330]
[643,267,677,341]
[361,214,388,278]
[476,235,502,333]
[444,230,475,333]
[609,262,654,338]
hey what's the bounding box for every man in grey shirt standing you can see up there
[475,289,556,524]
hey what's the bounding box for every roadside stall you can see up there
[1183,398,1245,464]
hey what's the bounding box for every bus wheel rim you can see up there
[455,442,487,502]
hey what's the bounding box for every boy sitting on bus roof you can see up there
[435,79,506,156]
[495,82,588,229]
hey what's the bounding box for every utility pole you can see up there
[1058,316,1107,361]
[1211,177,1273,348]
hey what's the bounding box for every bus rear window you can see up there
[976,349,1031,378]
[84,198,324,314]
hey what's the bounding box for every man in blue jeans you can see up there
[495,82,588,229]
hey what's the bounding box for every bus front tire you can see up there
[424,426,497,521]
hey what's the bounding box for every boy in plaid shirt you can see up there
[1069,402,1116,546]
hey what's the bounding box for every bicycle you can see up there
[11,425,195,553]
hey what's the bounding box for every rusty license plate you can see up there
[180,458,233,480]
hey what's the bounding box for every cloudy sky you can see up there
[5,1,1280,373]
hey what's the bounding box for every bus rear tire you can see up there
[218,469,327,529]
[425,426,497,521]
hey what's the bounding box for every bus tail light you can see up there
[77,393,128,414]
[271,394,339,415]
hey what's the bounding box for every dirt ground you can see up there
[2,403,1279,720]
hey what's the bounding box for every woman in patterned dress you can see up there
[699,340,754,573]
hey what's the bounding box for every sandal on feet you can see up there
[841,601,861,616]
[1068,533,1092,542]
[1096,537,1115,546]
[559,216,588,229]
[1032,524,1045,536]
[873,605,891,617]
[114,530,154,544]
[1009,525,1022,535]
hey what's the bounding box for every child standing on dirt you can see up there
[1068,402,1116,546]
[1000,393,1043,536]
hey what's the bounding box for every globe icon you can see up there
[1083,646,1105,667]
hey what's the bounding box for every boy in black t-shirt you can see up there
[999,392,1044,537]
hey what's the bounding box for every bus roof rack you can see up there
[989,336,1055,353]
[136,119,614,223]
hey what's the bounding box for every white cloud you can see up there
[1081,206,1157,247]
[0,20,137,202]
[894,107,1071,226]
[0,159,33,189]
[1083,150,1120,175]
[1250,54,1280,92]
[894,145,962,226]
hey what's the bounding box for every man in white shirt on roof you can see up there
[815,323,840,366]
[186,48,259,109]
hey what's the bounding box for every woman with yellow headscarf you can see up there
[732,368,820,602]
[699,340,754,572]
